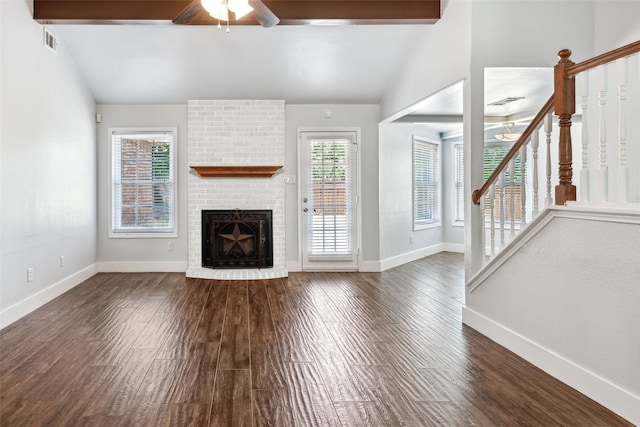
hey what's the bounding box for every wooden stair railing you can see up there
[471,40,640,265]
[471,96,554,205]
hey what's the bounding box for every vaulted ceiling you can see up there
[33,0,551,133]
[38,0,441,106]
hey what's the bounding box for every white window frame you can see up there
[108,127,178,238]
[413,136,441,230]
[452,142,464,226]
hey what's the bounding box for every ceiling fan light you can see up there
[230,1,254,19]
[202,0,229,21]
[494,133,522,142]
[494,122,522,142]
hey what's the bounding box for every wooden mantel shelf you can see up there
[190,165,283,178]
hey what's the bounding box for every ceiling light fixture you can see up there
[201,0,253,31]
[494,122,522,142]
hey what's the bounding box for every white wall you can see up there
[0,0,97,326]
[594,0,640,53]
[95,104,188,272]
[380,0,472,122]
[379,123,460,267]
[284,104,380,270]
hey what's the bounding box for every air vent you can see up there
[43,28,58,53]
[487,96,524,106]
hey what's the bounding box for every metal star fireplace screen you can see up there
[201,209,273,269]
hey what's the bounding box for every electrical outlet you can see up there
[27,268,34,282]
[60,256,65,267]
[168,242,174,251]
[410,234,414,244]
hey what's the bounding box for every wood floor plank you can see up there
[82,347,158,417]
[193,281,228,343]
[218,323,250,370]
[209,369,252,427]
[279,362,342,427]
[0,252,633,427]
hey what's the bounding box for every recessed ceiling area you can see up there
[390,68,553,138]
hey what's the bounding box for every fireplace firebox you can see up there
[202,209,273,269]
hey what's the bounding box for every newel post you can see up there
[554,49,577,205]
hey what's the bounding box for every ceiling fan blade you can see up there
[249,0,280,27]
[173,0,204,24]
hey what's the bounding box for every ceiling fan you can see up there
[173,0,280,28]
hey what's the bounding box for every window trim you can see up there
[108,127,178,239]
[412,136,441,230]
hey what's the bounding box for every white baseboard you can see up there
[379,243,445,272]
[359,260,382,272]
[442,243,464,253]
[0,264,98,330]
[288,244,464,274]
[286,260,302,272]
[462,307,640,426]
[97,261,188,273]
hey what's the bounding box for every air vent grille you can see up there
[43,28,58,53]
[487,96,524,106]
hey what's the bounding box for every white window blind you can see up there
[454,143,464,223]
[307,137,355,260]
[413,137,440,229]
[110,129,176,237]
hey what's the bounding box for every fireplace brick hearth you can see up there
[186,100,287,280]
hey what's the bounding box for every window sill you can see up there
[109,231,178,239]
[414,222,441,231]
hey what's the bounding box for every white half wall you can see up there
[464,207,640,424]
[1,1,97,326]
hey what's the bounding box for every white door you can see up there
[299,130,359,271]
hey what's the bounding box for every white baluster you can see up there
[480,194,487,262]
[531,129,540,216]
[598,65,609,201]
[544,113,553,206]
[580,71,590,201]
[489,183,496,258]
[519,144,527,226]
[509,157,516,239]
[617,57,628,203]
[499,170,506,248]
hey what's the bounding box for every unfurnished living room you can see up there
[1,0,639,425]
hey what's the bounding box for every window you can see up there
[483,143,530,223]
[413,137,440,229]
[453,143,464,223]
[109,128,177,237]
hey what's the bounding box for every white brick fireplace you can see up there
[186,100,287,280]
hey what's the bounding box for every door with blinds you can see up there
[299,130,359,271]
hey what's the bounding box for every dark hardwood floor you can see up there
[0,252,631,426]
